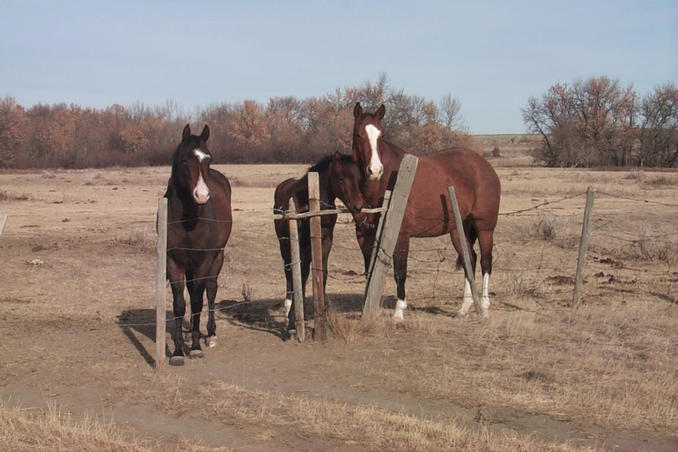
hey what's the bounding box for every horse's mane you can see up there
[308,153,353,173]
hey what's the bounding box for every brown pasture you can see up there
[0,161,676,451]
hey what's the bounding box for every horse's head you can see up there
[352,102,386,181]
[329,151,366,215]
[172,124,212,204]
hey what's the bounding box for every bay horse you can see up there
[351,103,500,319]
[165,124,232,366]
[274,152,366,334]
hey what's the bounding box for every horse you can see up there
[274,151,366,334]
[351,103,501,319]
[164,124,232,366]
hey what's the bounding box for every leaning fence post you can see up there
[449,186,485,317]
[572,187,596,309]
[0,212,7,240]
[367,190,391,286]
[155,198,168,369]
[363,155,418,320]
[288,198,305,341]
[308,172,327,340]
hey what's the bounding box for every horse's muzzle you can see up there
[193,188,210,204]
[366,165,383,181]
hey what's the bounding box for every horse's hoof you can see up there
[287,329,297,341]
[392,311,404,321]
[206,336,217,348]
[169,356,185,366]
[189,349,204,359]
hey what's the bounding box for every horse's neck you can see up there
[297,171,334,209]
[167,179,200,219]
[318,169,336,207]
[382,140,405,171]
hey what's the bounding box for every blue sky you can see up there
[1,0,675,134]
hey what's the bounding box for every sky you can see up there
[1,0,676,134]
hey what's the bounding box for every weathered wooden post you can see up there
[449,186,485,317]
[366,190,392,286]
[288,198,305,341]
[572,187,596,309]
[308,172,327,340]
[362,155,418,320]
[155,198,167,369]
[0,212,7,240]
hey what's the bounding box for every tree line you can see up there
[2,75,675,169]
[523,77,678,167]
[0,75,470,169]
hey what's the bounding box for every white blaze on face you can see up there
[192,149,210,204]
[364,124,384,180]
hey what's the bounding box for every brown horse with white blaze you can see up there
[165,124,232,366]
[274,152,366,334]
[351,103,500,319]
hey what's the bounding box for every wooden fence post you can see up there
[288,198,305,341]
[449,186,485,317]
[572,187,596,309]
[308,172,326,340]
[366,190,392,287]
[155,198,167,369]
[0,212,7,240]
[362,155,418,320]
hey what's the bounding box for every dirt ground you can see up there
[0,162,676,451]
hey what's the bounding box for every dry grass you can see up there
[321,298,677,435]
[0,400,150,452]
[0,163,676,451]
[149,374,587,452]
[111,227,157,254]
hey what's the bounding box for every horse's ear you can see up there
[200,125,210,142]
[376,104,386,120]
[353,102,363,119]
[182,124,191,141]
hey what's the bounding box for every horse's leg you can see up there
[451,227,478,316]
[167,259,187,366]
[355,222,376,276]
[392,235,410,320]
[300,238,313,319]
[187,279,205,358]
[277,220,293,317]
[321,225,334,292]
[205,251,224,348]
[477,230,494,311]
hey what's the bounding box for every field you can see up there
[1,154,677,451]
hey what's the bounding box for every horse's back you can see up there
[405,147,500,235]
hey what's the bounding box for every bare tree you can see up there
[439,93,464,130]
[638,83,678,167]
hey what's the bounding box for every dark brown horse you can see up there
[274,152,366,333]
[165,124,232,365]
[351,103,500,319]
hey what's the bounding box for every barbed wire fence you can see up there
[321,188,677,314]
[1,181,676,365]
